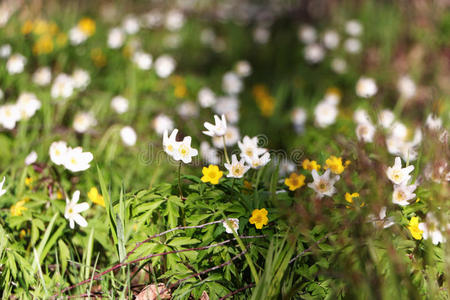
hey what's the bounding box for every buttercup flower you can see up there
[11,199,28,216]
[203,114,227,137]
[201,165,223,185]
[223,218,239,234]
[386,157,414,185]
[308,169,340,198]
[345,192,360,204]
[249,208,269,229]
[302,159,321,171]
[88,187,105,207]
[65,190,89,229]
[408,217,423,240]
[224,154,250,178]
[285,173,306,191]
[324,156,348,175]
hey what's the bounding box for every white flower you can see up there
[386,157,415,185]
[72,69,90,90]
[163,129,180,157]
[25,151,38,165]
[177,102,199,119]
[200,142,220,165]
[165,10,185,31]
[122,15,140,34]
[323,30,340,49]
[0,176,7,197]
[198,87,216,108]
[222,125,240,146]
[65,191,89,229]
[356,77,377,98]
[419,214,445,245]
[223,218,239,234]
[0,104,20,129]
[153,114,174,136]
[390,121,408,140]
[172,136,198,164]
[69,27,87,45]
[238,136,266,161]
[253,26,270,44]
[425,114,442,131]
[353,108,371,124]
[278,159,296,176]
[356,122,375,143]
[6,53,26,74]
[245,152,271,169]
[142,10,163,28]
[16,92,41,119]
[224,155,250,178]
[331,58,347,74]
[397,76,416,100]
[222,72,243,95]
[345,20,363,36]
[378,109,395,129]
[63,147,94,172]
[49,141,68,166]
[111,96,129,114]
[298,25,316,44]
[73,112,97,133]
[304,44,325,64]
[392,182,416,206]
[203,114,227,137]
[108,27,125,49]
[308,169,340,198]
[0,44,11,58]
[51,74,74,99]
[133,51,152,70]
[120,126,137,146]
[344,38,361,54]
[235,60,252,77]
[154,55,176,78]
[213,96,240,123]
[369,207,394,229]
[292,107,307,129]
[32,67,52,86]
[314,101,338,128]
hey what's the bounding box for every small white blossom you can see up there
[25,151,38,165]
[153,114,174,136]
[386,157,415,185]
[63,147,94,172]
[224,155,250,178]
[392,182,416,206]
[154,55,176,78]
[111,96,129,114]
[0,177,7,197]
[356,77,377,98]
[203,114,227,137]
[223,218,239,234]
[198,87,216,108]
[65,191,89,229]
[308,169,340,198]
[6,53,26,74]
[33,67,52,86]
[120,126,137,146]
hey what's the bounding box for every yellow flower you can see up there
[408,217,423,240]
[324,156,347,175]
[201,165,223,185]
[11,199,28,216]
[91,48,107,67]
[21,20,34,35]
[345,192,360,204]
[56,190,64,199]
[284,173,306,191]
[78,17,96,36]
[19,229,27,239]
[25,177,33,188]
[88,187,105,207]
[302,159,321,171]
[249,208,269,229]
[33,35,54,55]
[33,19,50,35]
[56,33,68,47]
[174,84,187,98]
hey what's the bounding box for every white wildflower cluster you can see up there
[49,141,94,172]
[0,92,41,129]
[298,19,363,69]
[163,129,198,164]
[314,90,340,128]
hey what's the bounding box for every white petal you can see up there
[73,214,88,227]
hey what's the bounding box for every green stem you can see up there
[178,161,183,198]
[221,213,259,284]
[222,136,230,165]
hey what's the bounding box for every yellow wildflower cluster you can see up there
[252,85,275,117]
[21,19,67,55]
[172,76,187,98]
